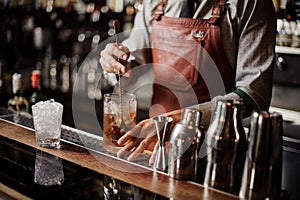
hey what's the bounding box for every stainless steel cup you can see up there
[239,111,283,199]
[168,108,202,180]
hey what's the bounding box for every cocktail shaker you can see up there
[203,100,247,195]
[239,111,283,200]
[168,108,202,181]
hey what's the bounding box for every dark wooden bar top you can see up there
[0,118,239,200]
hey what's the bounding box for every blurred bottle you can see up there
[49,59,58,90]
[285,0,297,21]
[239,111,283,200]
[59,56,70,93]
[106,0,124,13]
[168,108,202,181]
[291,20,300,47]
[29,69,47,113]
[0,61,9,107]
[273,0,280,18]
[71,55,79,93]
[8,73,29,113]
[277,0,298,46]
[203,100,247,195]
[122,0,138,37]
[278,19,293,46]
[277,0,287,19]
[295,0,300,20]
[1,14,18,69]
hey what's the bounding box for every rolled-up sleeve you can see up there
[122,1,159,65]
[234,0,276,111]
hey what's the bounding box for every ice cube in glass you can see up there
[32,99,63,148]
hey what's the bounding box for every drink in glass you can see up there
[103,93,137,153]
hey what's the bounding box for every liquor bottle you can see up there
[7,73,29,113]
[29,69,47,113]
[203,100,247,195]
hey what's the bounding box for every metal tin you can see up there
[168,108,202,180]
[239,111,283,199]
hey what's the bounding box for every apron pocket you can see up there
[152,38,201,91]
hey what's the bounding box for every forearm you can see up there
[234,0,276,113]
[187,93,243,129]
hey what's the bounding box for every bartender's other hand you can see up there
[117,109,183,163]
[100,43,129,74]
[117,118,157,162]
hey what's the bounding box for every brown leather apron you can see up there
[149,0,235,117]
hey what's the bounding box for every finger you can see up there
[100,52,124,73]
[107,43,129,61]
[100,44,128,73]
[137,119,156,138]
[117,119,156,161]
[117,137,142,158]
[127,134,157,162]
[117,125,142,145]
[118,45,130,60]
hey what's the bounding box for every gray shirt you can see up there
[122,0,276,126]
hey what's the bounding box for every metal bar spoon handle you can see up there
[113,20,126,132]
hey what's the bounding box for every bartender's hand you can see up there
[117,109,183,165]
[100,43,130,74]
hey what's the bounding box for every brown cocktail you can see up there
[103,93,137,153]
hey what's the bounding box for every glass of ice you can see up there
[32,99,63,148]
[103,93,137,153]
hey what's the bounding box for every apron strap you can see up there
[209,0,227,24]
[152,0,227,22]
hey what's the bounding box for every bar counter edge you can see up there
[0,118,239,200]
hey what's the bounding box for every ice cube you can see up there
[104,101,119,114]
[32,99,63,138]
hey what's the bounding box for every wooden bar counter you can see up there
[0,110,239,200]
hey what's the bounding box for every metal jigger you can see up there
[153,116,173,172]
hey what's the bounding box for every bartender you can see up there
[99,0,276,162]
